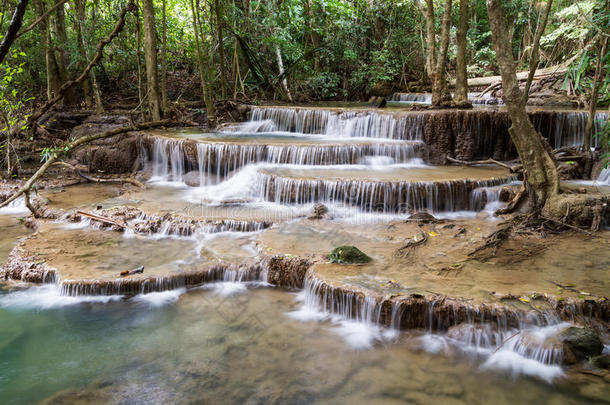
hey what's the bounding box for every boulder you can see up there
[183,171,201,187]
[328,246,372,264]
[559,327,604,364]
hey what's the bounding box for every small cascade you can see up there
[244,106,426,140]
[59,262,268,296]
[598,168,610,184]
[193,140,425,183]
[470,185,508,213]
[533,111,608,148]
[150,137,189,182]
[468,91,504,105]
[391,93,432,104]
[261,172,514,213]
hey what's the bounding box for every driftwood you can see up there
[120,265,144,277]
[77,210,127,229]
[445,156,522,173]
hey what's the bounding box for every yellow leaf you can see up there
[428,231,438,237]
[519,297,530,303]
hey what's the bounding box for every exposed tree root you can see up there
[395,231,428,257]
[53,161,145,188]
[446,156,522,173]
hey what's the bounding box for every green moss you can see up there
[328,246,372,264]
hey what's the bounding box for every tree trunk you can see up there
[423,0,436,83]
[215,0,227,99]
[523,0,553,103]
[275,43,292,102]
[74,0,92,108]
[141,0,161,120]
[431,0,453,107]
[34,0,61,101]
[583,36,608,177]
[160,0,168,111]
[53,0,77,105]
[486,0,559,210]
[453,0,471,107]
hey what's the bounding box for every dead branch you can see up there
[77,210,127,229]
[0,119,171,211]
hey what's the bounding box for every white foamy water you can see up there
[481,351,564,383]
[132,288,186,307]
[0,198,28,215]
[0,285,123,309]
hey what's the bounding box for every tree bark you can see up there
[141,0,161,120]
[431,0,453,107]
[486,0,559,210]
[453,0,471,108]
[523,0,553,104]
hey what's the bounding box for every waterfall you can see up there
[391,93,432,104]
[245,106,426,140]
[598,167,610,184]
[150,138,187,182]
[261,172,514,213]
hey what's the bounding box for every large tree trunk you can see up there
[141,0,161,120]
[487,0,558,210]
[453,0,471,108]
[431,0,453,107]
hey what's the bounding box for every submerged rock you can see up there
[406,211,437,223]
[328,246,372,264]
[559,327,604,363]
[308,203,329,220]
[183,171,201,187]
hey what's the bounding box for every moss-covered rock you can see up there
[559,327,604,364]
[328,246,372,264]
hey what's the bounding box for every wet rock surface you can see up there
[328,246,372,264]
[560,327,604,363]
